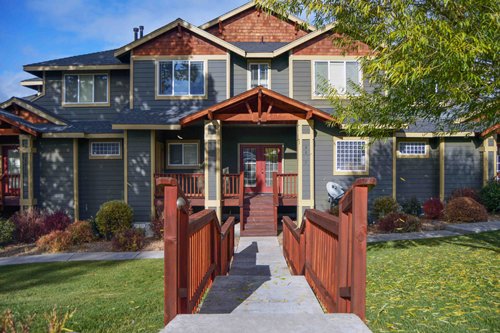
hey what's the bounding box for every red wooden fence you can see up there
[157,177,235,326]
[282,177,376,322]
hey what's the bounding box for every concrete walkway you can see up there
[367,221,500,243]
[161,236,371,332]
[0,251,163,266]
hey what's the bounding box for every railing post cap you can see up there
[156,177,179,187]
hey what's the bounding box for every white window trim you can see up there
[157,60,207,98]
[248,62,270,90]
[167,142,199,167]
[312,60,362,98]
[63,73,109,105]
[333,137,369,176]
[89,140,122,160]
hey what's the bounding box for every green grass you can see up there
[0,259,164,332]
[366,230,500,332]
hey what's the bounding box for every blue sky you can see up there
[0,0,253,101]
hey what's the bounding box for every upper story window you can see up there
[249,63,269,89]
[314,61,360,96]
[64,74,108,104]
[158,60,205,96]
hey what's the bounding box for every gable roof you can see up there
[198,2,315,32]
[114,18,246,58]
[23,50,129,71]
[273,23,337,57]
[229,42,289,53]
[0,97,68,125]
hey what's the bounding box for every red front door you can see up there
[2,146,20,196]
[240,145,282,193]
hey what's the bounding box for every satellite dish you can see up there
[326,182,345,202]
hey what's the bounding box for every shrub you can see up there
[478,180,500,212]
[87,216,100,237]
[377,212,422,233]
[325,205,340,217]
[150,217,163,239]
[445,197,488,223]
[67,221,94,244]
[111,229,145,252]
[36,230,73,252]
[96,201,133,237]
[423,198,444,219]
[373,196,400,218]
[11,208,47,243]
[400,196,421,216]
[447,187,481,204]
[0,218,14,245]
[43,210,72,234]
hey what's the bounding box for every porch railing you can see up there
[7,174,20,196]
[154,173,205,198]
[157,177,235,326]
[282,177,376,322]
[272,172,299,230]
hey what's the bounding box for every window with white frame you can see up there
[158,60,205,96]
[168,143,198,166]
[399,142,427,155]
[249,63,269,89]
[91,142,120,157]
[336,140,367,172]
[314,61,360,96]
[64,74,108,104]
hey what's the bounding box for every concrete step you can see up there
[240,229,277,237]
[161,314,371,333]
[199,275,324,314]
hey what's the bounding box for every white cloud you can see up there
[25,0,247,48]
[0,71,35,102]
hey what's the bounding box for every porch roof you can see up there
[179,86,335,126]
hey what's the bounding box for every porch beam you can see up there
[208,110,213,120]
[258,89,262,120]
[245,101,252,115]
[213,113,305,122]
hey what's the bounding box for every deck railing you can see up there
[282,177,376,322]
[221,172,243,198]
[6,174,20,196]
[157,177,235,326]
[272,172,298,230]
[154,173,205,198]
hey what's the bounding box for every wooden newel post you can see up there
[156,177,189,326]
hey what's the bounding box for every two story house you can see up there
[0,2,496,236]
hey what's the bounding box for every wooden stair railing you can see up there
[273,172,298,231]
[156,177,236,326]
[282,177,376,322]
[0,172,7,209]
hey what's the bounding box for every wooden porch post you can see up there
[204,120,222,222]
[19,134,37,210]
[296,120,314,225]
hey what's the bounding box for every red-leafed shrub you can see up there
[36,230,73,252]
[11,208,47,243]
[447,187,481,204]
[111,229,145,251]
[423,198,444,219]
[67,221,94,244]
[43,210,72,234]
[445,197,488,223]
[377,212,422,233]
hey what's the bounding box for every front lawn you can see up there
[0,260,164,332]
[366,230,500,332]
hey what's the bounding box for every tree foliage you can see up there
[256,0,500,140]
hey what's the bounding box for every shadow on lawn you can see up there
[0,260,129,294]
[367,230,500,253]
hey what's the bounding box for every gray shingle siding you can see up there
[133,60,226,110]
[78,139,124,220]
[127,130,151,222]
[33,138,75,217]
[444,138,482,196]
[33,70,129,121]
[314,121,393,219]
[396,139,440,203]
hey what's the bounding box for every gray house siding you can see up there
[127,130,151,222]
[314,121,393,219]
[271,54,289,97]
[33,138,75,217]
[396,139,440,203]
[78,139,124,220]
[444,138,482,198]
[133,60,226,110]
[230,53,247,97]
[34,70,130,121]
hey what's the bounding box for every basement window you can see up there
[64,74,108,104]
[90,141,121,159]
[397,140,429,158]
[158,60,205,96]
